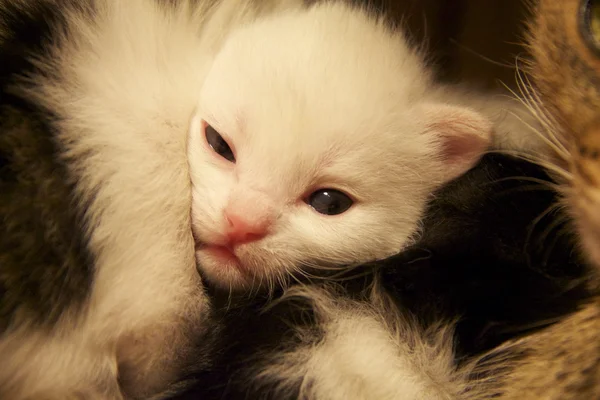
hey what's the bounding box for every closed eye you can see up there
[205,122,235,163]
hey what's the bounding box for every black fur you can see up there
[0,1,96,329]
[168,153,590,400]
[380,153,588,358]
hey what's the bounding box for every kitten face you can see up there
[530,0,600,267]
[188,4,491,291]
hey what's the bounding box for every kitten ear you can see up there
[421,103,492,180]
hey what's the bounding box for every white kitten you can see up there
[0,0,537,398]
[188,2,498,292]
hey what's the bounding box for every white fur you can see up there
[250,285,476,400]
[0,1,539,397]
[0,0,301,398]
[188,2,499,292]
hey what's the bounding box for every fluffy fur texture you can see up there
[523,0,600,269]
[0,0,301,398]
[186,1,547,293]
[172,284,475,400]
[168,153,587,400]
[0,0,558,398]
[468,1,600,398]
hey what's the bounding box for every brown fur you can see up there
[526,0,600,268]
[479,301,600,399]
[474,1,600,398]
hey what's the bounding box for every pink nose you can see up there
[224,210,270,245]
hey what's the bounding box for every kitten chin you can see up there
[194,245,254,291]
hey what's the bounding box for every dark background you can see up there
[356,0,531,89]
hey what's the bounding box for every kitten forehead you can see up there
[196,3,439,193]
[200,4,436,159]
[200,2,431,121]
[188,1,492,292]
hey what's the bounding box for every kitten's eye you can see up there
[205,123,235,163]
[307,189,353,215]
[581,0,600,52]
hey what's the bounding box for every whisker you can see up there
[297,259,367,281]
[289,269,307,286]
[302,264,348,271]
[225,281,233,312]
[513,57,554,121]
[325,268,376,282]
[509,60,570,160]
[249,274,262,298]
[493,149,573,181]
[512,72,551,129]
[510,106,569,161]
[518,66,562,133]
[449,38,517,69]
[276,270,288,295]
[539,206,569,243]
[294,258,349,272]
[540,215,571,266]
[524,202,565,264]
[501,81,570,161]
[494,185,560,199]
[488,58,569,165]
[266,273,274,298]
[489,176,561,191]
